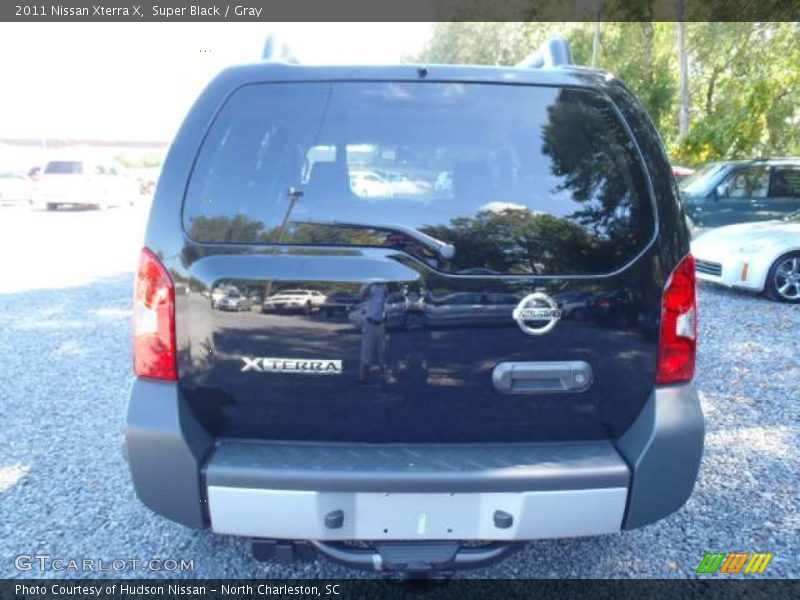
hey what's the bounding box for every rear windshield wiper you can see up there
[293,219,456,260]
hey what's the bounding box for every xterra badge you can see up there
[241,357,343,375]
[512,293,562,335]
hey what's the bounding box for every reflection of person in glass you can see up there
[359,279,389,384]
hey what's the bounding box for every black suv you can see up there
[126,39,703,574]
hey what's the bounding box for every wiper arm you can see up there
[294,219,456,260]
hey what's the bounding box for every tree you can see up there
[416,22,800,165]
[591,21,601,67]
[417,23,552,66]
[422,209,600,275]
[672,22,800,162]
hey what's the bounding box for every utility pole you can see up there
[591,21,601,67]
[265,186,304,299]
[677,3,691,140]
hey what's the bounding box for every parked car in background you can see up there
[387,291,425,330]
[680,158,800,228]
[349,290,426,330]
[246,289,264,306]
[554,291,592,320]
[585,289,642,327]
[210,284,239,308]
[349,170,393,198]
[34,158,138,210]
[0,171,34,205]
[216,292,252,312]
[672,165,695,181]
[424,291,517,328]
[380,172,430,197]
[685,213,700,239]
[692,210,800,303]
[323,291,360,317]
[263,289,327,313]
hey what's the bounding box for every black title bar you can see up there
[3,0,800,22]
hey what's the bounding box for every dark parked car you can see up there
[423,291,517,328]
[349,291,426,330]
[323,291,360,317]
[680,158,800,228]
[126,38,702,575]
[585,289,643,327]
[554,291,592,320]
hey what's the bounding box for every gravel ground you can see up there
[0,205,797,579]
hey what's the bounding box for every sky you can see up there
[0,23,432,142]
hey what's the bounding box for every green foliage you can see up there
[672,22,800,163]
[416,22,800,165]
[417,23,553,66]
[114,152,164,168]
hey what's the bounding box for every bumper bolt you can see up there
[493,510,513,529]
[325,509,344,529]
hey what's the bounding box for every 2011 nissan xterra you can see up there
[126,38,704,574]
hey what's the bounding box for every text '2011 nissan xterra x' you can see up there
[126,38,703,574]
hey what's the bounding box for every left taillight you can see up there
[133,247,177,381]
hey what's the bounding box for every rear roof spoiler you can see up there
[262,34,298,64]
[516,37,574,69]
[260,33,573,70]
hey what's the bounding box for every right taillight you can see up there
[133,247,177,381]
[656,253,697,385]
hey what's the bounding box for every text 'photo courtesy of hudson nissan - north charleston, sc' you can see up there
[125,37,704,575]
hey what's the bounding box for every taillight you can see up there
[656,254,697,384]
[133,247,177,381]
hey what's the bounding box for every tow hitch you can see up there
[252,539,521,574]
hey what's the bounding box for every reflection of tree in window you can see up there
[419,90,653,276]
[422,208,602,275]
[181,215,375,266]
[539,90,651,246]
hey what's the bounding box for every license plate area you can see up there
[357,492,479,539]
[207,487,627,541]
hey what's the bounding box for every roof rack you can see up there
[516,37,574,69]
[262,34,298,64]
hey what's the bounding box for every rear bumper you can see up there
[206,440,629,541]
[125,379,703,538]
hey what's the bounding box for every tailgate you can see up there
[175,249,660,443]
[173,79,661,444]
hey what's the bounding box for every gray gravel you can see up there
[0,206,797,579]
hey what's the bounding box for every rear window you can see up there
[184,82,654,275]
[45,161,83,175]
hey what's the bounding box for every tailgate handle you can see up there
[492,361,593,394]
